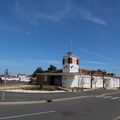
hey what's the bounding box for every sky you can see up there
[0,0,120,75]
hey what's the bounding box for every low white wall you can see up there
[80,75,91,89]
[62,75,120,89]
[92,76,103,89]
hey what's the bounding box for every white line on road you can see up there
[114,115,120,120]
[0,110,56,120]
[96,95,104,98]
[103,96,112,99]
[111,97,120,100]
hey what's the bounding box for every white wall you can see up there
[62,75,79,88]
[80,75,91,88]
[62,75,120,89]
[114,78,120,88]
[92,76,103,89]
[63,56,79,73]
[17,75,30,82]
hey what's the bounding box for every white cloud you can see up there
[81,60,107,65]
[0,58,61,66]
[0,26,30,35]
[78,7,107,26]
[24,59,61,65]
[0,60,25,66]
[82,49,120,63]
[14,0,107,26]
[14,0,71,23]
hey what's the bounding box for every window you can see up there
[63,59,65,65]
[68,57,72,64]
[76,59,79,65]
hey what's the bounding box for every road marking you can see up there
[53,96,90,102]
[111,97,120,100]
[0,110,56,120]
[96,95,104,98]
[103,96,112,99]
[114,115,120,120]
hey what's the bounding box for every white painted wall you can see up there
[62,75,79,88]
[92,76,103,89]
[114,78,120,88]
[62,74,120,89]
[80,75,91,88]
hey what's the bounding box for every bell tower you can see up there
[62,52,79,73]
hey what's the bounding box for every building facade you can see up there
[62,53,120,89]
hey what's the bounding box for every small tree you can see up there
[67,51,72,55]
[32,67,44,78]
[32,67,44,89]
[47,65,57,72]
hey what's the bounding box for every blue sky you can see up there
[0,0,120,75]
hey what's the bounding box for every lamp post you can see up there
[113,69,116,88]
[2,69,8,101]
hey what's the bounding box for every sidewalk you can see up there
[4,89,65,93]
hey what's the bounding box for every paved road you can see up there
[0,92,120,120]
[0,89,119,102]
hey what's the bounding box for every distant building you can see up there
[17,74,30,82]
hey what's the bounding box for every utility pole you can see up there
[2,69,8,101]
[113,68,116,88]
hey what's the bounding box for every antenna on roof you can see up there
[70,38,73,52]
[66,38,73,55]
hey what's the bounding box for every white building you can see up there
[62,53,80,88]
[17,74,30,82]
[62,53,120,89]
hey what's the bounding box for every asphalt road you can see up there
[0,92,120,120]
[0,89,119,102]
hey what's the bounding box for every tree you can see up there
[32,67,44,89]
[32,67,44,78]
[47,65,57,72]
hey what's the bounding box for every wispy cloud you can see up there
[24,59,61,65]
[82,49,120,63]
[79,8,107,25]
[0,25,30,35]
[81,60,107,66]
[15,0,71,23]
[14,0,107,26]
[0,58,61,67]
[0,60,25,66]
